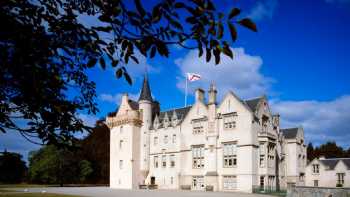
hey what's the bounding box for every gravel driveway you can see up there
[8,187,275,197]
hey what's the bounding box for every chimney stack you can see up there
[195,88,205,103]
[208,83,217,105]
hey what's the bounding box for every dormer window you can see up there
[163,119,169,128]
[193,121,204,134]
[191,117,207,134]
[223,113,237,130]
[224,116,236,129]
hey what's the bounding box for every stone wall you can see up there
[287,186,350,197]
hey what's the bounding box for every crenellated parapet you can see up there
[106,110,142,128]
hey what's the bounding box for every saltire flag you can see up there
[187,73,201,82]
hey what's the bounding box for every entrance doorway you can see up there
[150,176,155,185]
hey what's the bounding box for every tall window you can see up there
[337,173,345,185]
[119,160,123,169]
[154,137,158,146]
[170,154,175,167]
[119,140,123,150]
[120,126,123,134]
[192,121,204,134]
[223,142,237,168]
[192,176,204,190]
[192,145,205,168]
[164,135,168,144]
[162,155,166,167]
[223,176,237,190]
[260,176,265,189]
[312,164,319,173]
[223,116,236,129]
[154,156,158,168]
[172,134,176,143]
[314,180,318,187]
[259,143,265,167]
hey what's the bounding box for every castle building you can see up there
[106,76,306,192]
[305,157,350,187]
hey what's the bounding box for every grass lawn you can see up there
[0,184,57,188]
[0,192,82,197]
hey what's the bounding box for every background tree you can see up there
[79,160,93,183]
[80,121,109,184]
[28,145,80,185]
[307,141,350,161]
[0,150,27,183]
[0,0,256,146]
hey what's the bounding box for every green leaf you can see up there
[197,41,203,57]
[93,26,112,32]
[213,48,220,65]
[228,22,237,42]
[228,8,240,19]
[222,42,233,59]
[112,60,119,67]
[206,48,211,62]
[174,2,185,8]
[124,72,133,85]
[87,58,97,68]
[134,0,146,16]
[217,22,223,39]
[116,68,123,78]
[152,5,161,23]
[99,57,106,70]
[130,56,139,64]
[150,46,157,58]
[238,18,257,32]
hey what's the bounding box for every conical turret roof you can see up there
[138,75,153,102]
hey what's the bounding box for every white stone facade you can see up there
[106,77,306,192]
[305,157,350,188]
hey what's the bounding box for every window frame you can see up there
[222,142,237,168]
[192,145,205,168]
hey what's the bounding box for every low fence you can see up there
[287,186,350,197]
[252,185,287,197]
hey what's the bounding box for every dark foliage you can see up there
[28,121,109,185]
[80,121,110,184]
[0,0,256,146]
[0,150,27,183]
[307,141,350,162]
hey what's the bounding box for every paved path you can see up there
[7,187,274,197]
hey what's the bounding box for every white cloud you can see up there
[78,113,99,127]
[247,0,278,21]
[175,47,273,99]
[271,95,350,147]
[99,93,139,104]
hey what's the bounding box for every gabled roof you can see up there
[281,128,299,139]
[319,158,350,170]
[245,97,262,112]
[138,75,153,102]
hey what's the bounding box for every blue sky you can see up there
[1,0,350,162]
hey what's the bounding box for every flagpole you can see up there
[185,76,188,107]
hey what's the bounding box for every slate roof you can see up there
[320,158,350,170]
[128,99,139,110]
[154,106,192,128]
[138,75,153,102]
[281,128,299,139]
[245,97,262,112]
[159,106,192,120]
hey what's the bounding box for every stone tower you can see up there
[107,75,153,189]
[107,94,143,189]
[138,75,153,183]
